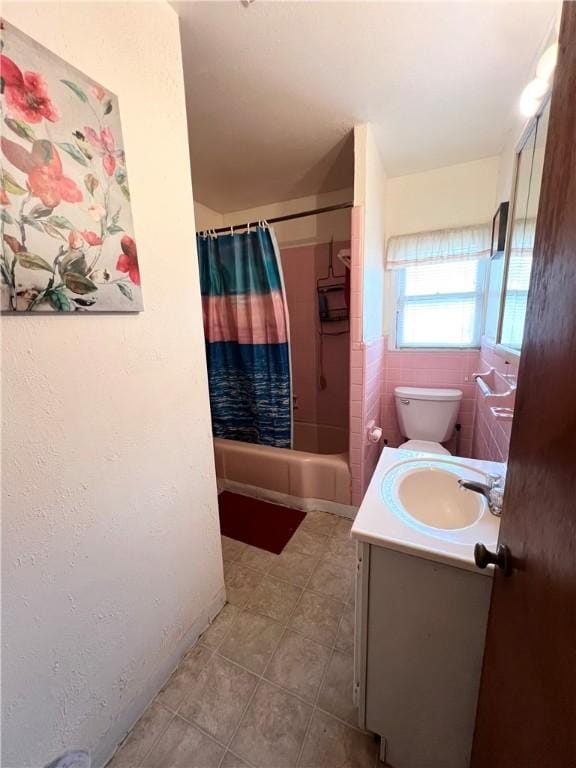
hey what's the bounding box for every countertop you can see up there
[351,447,506,574]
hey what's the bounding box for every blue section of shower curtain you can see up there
[206,341,291,447]
[197,227,292,448]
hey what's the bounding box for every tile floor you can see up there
[109,510,380,768]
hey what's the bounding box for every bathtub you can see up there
[214,421,353,514]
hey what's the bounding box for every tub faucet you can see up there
[458,474,504,516]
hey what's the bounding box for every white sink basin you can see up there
[397,466,484,530]
[352,448,504,574]
[381,456,490,537]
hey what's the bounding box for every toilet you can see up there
[394,386,463,455]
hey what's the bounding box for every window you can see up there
[395,258,487,348]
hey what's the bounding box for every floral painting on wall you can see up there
[0,20,142,312]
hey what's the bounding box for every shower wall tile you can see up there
[281,240,351,431]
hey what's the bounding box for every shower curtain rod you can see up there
[197,202,354,234]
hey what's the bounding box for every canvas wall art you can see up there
[0,20,142,312]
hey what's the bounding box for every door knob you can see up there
[474,543,513,577]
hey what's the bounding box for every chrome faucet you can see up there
[458,473,504,516]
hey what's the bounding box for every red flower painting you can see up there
[116,236,140,285]
[1,137,83,208]
[1,22,140,312]
[1,54,59,124]
[84,126,117,176]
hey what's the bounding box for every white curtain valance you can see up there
[386,223,492,270]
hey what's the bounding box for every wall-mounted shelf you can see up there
[473,368,517,409]
[490,406,515,422]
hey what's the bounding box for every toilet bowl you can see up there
[394,386,463,455]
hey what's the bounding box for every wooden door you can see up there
[471,4,576,765]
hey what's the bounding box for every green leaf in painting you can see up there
[21,216,44,233]
[42,222,67,241]
[60,79,88,103]
[47,289,71,312]
[17,251,54,272]
[4,117,36,143]
[57,142,89,167]
[1,208,14,225]
[117,282,133,301]
[64,272,97,295]
[59,250,88,278]
[103,99,113,115]
[115,167,127,185]
[107,224,124,235]
[120,184,131,202]
[84,173,99,196]
[1,169,27,195]
[30,204,54,219]
[45,215,75,230]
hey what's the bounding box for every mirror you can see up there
[499,98,550,352]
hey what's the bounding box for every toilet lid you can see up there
[399,440,451,456]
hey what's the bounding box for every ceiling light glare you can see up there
[519,90,541,118]
[523,78,549,100]
[536,43,559,83]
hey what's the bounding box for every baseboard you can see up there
[218,478,359,520]
[99,586,226,768]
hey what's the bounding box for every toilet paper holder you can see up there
[367,420,383,444]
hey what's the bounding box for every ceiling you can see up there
[174,1,557,212]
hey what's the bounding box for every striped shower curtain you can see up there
[197,225,292,448]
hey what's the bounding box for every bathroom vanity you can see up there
[351,448,505,768]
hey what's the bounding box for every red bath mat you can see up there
[218,492,306,554]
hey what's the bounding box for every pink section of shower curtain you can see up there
[202,290,288,345]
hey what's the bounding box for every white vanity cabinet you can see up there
[354,540,492,768]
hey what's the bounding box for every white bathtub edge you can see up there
[217,479,358,520]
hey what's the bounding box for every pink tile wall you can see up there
[472,340,519,462]
[281,241,350,429]
[381,343,480,458]
[348,207,386,506]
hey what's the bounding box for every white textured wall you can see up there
[385,156,500,237]
[1,3,224,767]
[194,201,224,230]
[354,124,387,341]
[221,188,353,247]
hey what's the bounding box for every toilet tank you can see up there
[394,386,463,442]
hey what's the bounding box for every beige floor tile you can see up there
[224,562,264,608]
[299,709,377,768]
[288,591,345,647]
[331,516,354,539]
[335,601,355,653]
[237,544,279,573]
[264,631,331,704]
[284,529,328,558]
[220,751,252,768]
[325,535,357,563]
[307,555,354,602]
[299,510,338,537]
[219,609,284,674]
[268,549,318,587]
[243,576,302,623]
[156,644,213,712]
[222,535,247,562]
[143,715,224,767]
[108,701,172,768]
[179,654,258,743]
[231,681,312,768]
[200,603,241,650]
[317,649,358,726]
